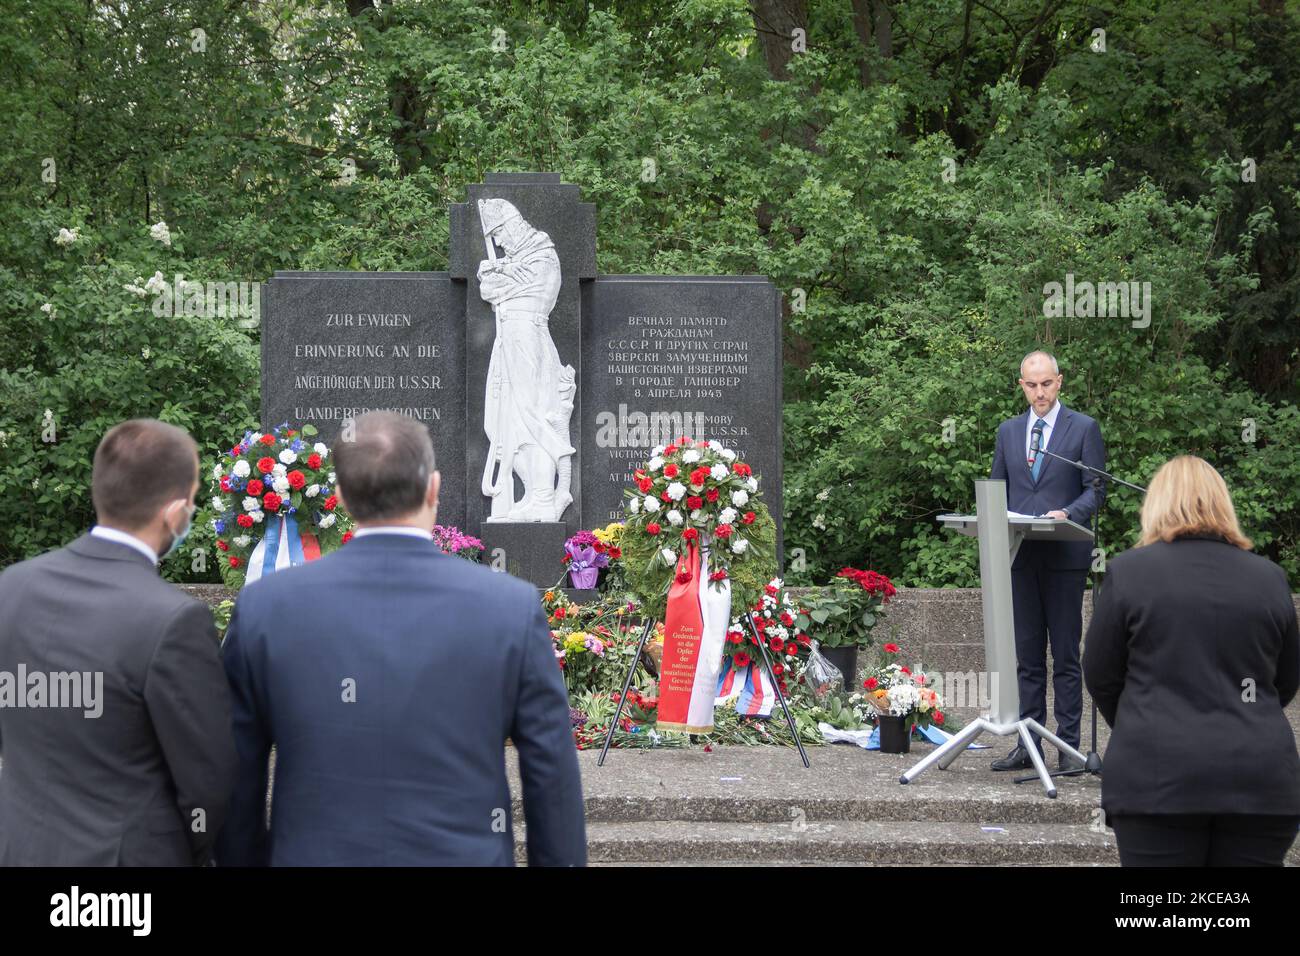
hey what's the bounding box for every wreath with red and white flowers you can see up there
[618,436,777,620]
[723,578,812,697]
[202,423,351,589]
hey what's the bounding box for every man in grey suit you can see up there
[0,419,235,865]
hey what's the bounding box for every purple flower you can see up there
[565,543,609,570]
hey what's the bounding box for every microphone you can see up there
[1027,427,1042,469]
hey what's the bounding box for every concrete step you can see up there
[515,820,1121,865]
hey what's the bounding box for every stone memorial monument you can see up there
[261,173,782,587]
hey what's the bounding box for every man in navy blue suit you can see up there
[989,351,1106,772]
[215,411,586,866]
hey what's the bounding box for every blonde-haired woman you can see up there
[1084,455,1300,865]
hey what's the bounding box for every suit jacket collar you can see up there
[67,533,158,570]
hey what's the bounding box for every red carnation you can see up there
[216,540,229,551]
[219,476,232,492]
[645,522,661,535]
[711,569,728,582]
[246,479,264,497]
[236,514,254,528]
[884,643,900,654]
[900,666,911,676]
[934,712,945,725]
[610,547,622,559]
[714,523,733,539]
[689,467,710,487]
[664,444,678,455]
[682,527,698,541]
[342,531,354,544]
[742,511,756,525]
[257,456,275,474]
[706,487,719,503]
[660,491,671,502]
[637,477,653,493]
[307,453,323,470]
[864,677,879,690]
[554,607,566,620]
[633,468,647,480]
[765,582,779,595]
[262,492,282,512]
[686,496,704,511]
[287,470,306,490]
[780,611,794,626]
[229,556,241,568]
[675,570,693,584]
[733,653,751,668]
[323,495,338,511]
[259,434,275,446]
[663,463,679,478]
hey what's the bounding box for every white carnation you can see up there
[719,507,738,525]
[149,221,172,246]
[746,477,758,492]
[647,456,664,471]
[710,464,729,481]
[682,449,701,463]
[314,443,329,458]
[643,495,661,513]
[233,535,251,548]
[232,460,250,478]
[666,482,686,501]
[210,496,224,512]
[731,538,749,555]
[651,445,665,457]
[328,471,336,483]
[627,496,641,514]
[666,509,683,527]
[689,509,702,521]
[272,476,290,494]
[241,496,259,512]
[305,484,320,498]
[251,510,265,524]
[720,448,737,461]
[708,440,724,452]
[731,489,750,507]
[211,464,223,479]
[319,513,336,529]
[272,463,287,477]
[278,449,297,465]
[660,548,677,566]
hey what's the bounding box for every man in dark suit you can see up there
[216,411,586,866]
[989,351,1106,771]
[0,419,235,865]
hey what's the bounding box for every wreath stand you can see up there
[597,612,811,768]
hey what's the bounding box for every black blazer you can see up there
[1083,535,1300,819]
[990,405,1106,570]
[0,534,236,865]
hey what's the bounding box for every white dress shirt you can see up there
[1024,400,1062,464]
[90,525,159,565]
[351,526,434,541]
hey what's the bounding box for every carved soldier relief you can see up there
[476,198,577,522]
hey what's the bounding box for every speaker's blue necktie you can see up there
[1030,418,1046,482]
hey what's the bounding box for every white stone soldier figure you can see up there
[477,197,576,522]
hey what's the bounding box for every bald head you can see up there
[333,412,439,524]
[1018,350,1063,417]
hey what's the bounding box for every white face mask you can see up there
[161,500,195,559]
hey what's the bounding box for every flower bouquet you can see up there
[204,424,351,589]
[432,524,484,562]
[858,642,945,753]
[562,529,612,589]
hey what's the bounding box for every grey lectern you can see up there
[899,479,1094,798]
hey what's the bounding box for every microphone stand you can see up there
[1014,449,1146,785]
